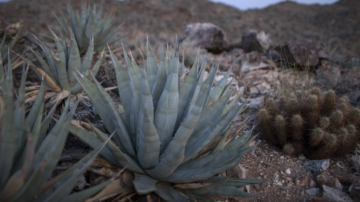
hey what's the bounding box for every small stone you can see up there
[280,156,284,159]
[305,188,321,196]
[286,168,291,175]
[322,185,353,202]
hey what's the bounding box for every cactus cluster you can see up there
[258,87,360,159]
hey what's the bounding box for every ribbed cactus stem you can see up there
[338,103,349,117]
[346,124,356,137]
[310,128,324,147]
[291,114,303,140]
[258,108,276,144]
[275,115,287,145]
[283,143,295,155]
[322,90,337,115]
[330,110,344,128]
[265,98,276,116]
[319,117,330,129]
[349,108,360,124]
[278,96,287,110]
[310,87,322,98]
[338,96,350,105]
[307,95,319,110]
[337,127,349,145]
[287,98,300,116]
[324,133,337,148]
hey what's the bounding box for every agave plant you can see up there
[0,23,20,61]
[54,4,121,54]
[22,30,104,106]
[0,56,118,201]
[69,40,262,201]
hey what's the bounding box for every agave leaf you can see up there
[176,55,198,128]
[80,37,94,74]
[109,46,131,126]
[33,36,59,84]
[182,58,206,120]
[203,185,260,197]
[68,35,81,87]
[92,127,143,174]
[154,182,189,202]
[38,134,111,202]
[49,30,66,65]
[151,44,167,108]
[123,47,141,135]
[1,133,34,201]
[146,39,158,91]
[54,57,71,90]
[223,93,242,115]
[184,105,243,162]
[220,77,234,97]
[65,179,112,202]
[136,73,160,169]
[89,50,103,76]
[26,84,45,129]
[193,90,233,138]
[133,173,158,195]
[206,67,231,105]
[27,50,58,86]
[91,74,135,156]
[0,61,15,190]
[224,178,264,188]
[154,49,179,153]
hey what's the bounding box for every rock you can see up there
[182,22,228,53]
[309,198,330,202]
[279,38,329,67]
[306,188,321,196]
[241,30,271,53]
[316,60,341,88]
[322,185,353,202]
[303,159,330,175]
[285,168,291,175]
[234,51,271,74]
[316,172,343,190]
[349,182,360,202]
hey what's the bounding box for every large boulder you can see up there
[182,22,228,53]
[279,38,330,67]
[241,30,271,53]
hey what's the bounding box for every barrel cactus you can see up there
[70,41,262,201]
[54,4,121,54]
[258,87,360,159]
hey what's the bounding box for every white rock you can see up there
[285,168,291,175]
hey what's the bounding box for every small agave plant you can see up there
[0,24,20,61]
[54,4,121,54]
[0,57,113,202]
[23,30,104,106]
[70,40,262,201]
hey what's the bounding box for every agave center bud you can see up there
[283,143,295,155]
[318,117,330,129]
[310,127,324,147]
